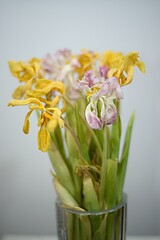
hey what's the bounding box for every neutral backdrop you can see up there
[0,0,160,237]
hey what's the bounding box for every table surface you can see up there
[1,236,160,240]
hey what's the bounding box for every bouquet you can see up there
[8,49,145,239]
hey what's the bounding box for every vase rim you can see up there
[56,193,127,216]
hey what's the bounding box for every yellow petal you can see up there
[8,61,23,78]
[108,68,117,78]
[123,65,134,85]
[34,79,52,89]
[101,51,123,68]
[47,119,58,132]
[52,108,62,118]
[37,115,45,127]
[23,110,33,134]
[12,85,27,99]
[8,97,44,108]
[136,61,145,73]
[38,127,50,152]
[125,52,139,64]
[27,80,65,98]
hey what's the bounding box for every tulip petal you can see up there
[85,102,102,129]
[23,110,33,134]
[38,127,50,152]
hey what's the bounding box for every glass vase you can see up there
[56,193,127,240]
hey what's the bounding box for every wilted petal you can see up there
[96,77,123,99]
[108,77,123,99]
[55,48,72,62]
[79,70,99,89]
[42,54,54,73]
[47,119,58,132]
[101,100,117,125]
[99,65,109,78]
[23,110,33,134]
[85,102,102,129]
[38,126,50,152]
[136,61,145,73]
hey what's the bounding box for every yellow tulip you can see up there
[8,58,43,99]
[106,51,145,86]
[8,97,65,152]
[101,51,123,69]
[75,50,99,78]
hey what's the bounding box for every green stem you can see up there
[99,126,107,209]
[81,116,104,162]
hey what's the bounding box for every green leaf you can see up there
[111,115,121,160]
[117,112,135,202]
[49,146,75,198]
[99,158,108,209]
[105,159,118,208]
[106,126,111,159]
[54,125,66,160]
[65,128,82,204]
[75,104,90,163]
[83,174,100,211]
[53,176,79,207]
[79,215,92,240]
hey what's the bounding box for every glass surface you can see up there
[56,194,127,240]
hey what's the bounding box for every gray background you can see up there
[0,0,160,237]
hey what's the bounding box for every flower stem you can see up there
[99,126,107,209]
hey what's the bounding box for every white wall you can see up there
[0,0,160,236]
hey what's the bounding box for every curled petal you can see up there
[27,79,66,97]
[42,54,54,73]
[47,108,64,132]
[85,102,102,129]
[12,78,35,99]
[96,77,123,99]
[8,97,44,108]
[101,100,117,125]
[136,61,145,73]
[99,65,109,78]
[8,61,24,79]
[23,110,33,134]
[79,70,99,89]
[38,126,50,152]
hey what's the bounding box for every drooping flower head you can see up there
[8,76,66,152]
[8,58,44,99]
[78,68,123,129]
[101,51,145,86]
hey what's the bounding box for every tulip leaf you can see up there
[53,176,79,207]
[65,129,82,203]
[93,215,107,240]
[111,115,121,161]
[49,146,75,198]
[105,159,118,208]
[75,104,90,163]
[83,174,99,211]
[117,113,135,201]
